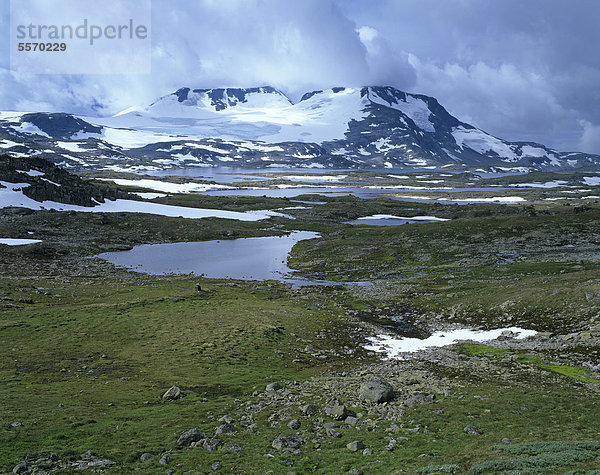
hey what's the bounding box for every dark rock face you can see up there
[174,87,191,102]
[0,155,128,206]
[300,90,323,102]
[19,113,102,140]
[172,86,290,111]
[359,380,394,403]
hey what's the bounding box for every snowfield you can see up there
[99,178,235,193]
[0,181,284,221]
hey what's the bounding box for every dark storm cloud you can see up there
[0,0,598,152]
[339,0,600,152]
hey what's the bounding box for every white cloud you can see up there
[580,121,600,155]
[0,0,599,155]
[406,55,583,150]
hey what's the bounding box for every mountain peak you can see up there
[158,86,291,111]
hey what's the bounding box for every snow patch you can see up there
[99,178,235,194]
[16,169,45,177]
[355,215,449,222]
[0,238,42,246]
[583,176,600,186]
[452,126,517,161]
[0,180,282,221]
[366,327,537,359]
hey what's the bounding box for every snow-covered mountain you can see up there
[0,86,598,171]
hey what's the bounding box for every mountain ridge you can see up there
[0,85,598,172]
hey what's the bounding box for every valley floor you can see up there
[1,169,600,474]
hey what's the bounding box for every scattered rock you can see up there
[223,443,243,453]
[10,422,22,428]
[162,385,184,400]
[463,424,483,436]
[140,453,153,463]
[324,398,348,420]
[362,448,373,455]
[76,451,116,470]
[385,440,398,451]
[266,382,282,392]
[204,438,224,451]
[219,415,234,424]
[10,452,117,474]
[347,440,365,452]
[215,423,236,434]
[497,330,518,341]
[177,428,205,447]
[406,392,436,406]
[159,454,171,465]
[287,419,301,430]
[300,404,318,416]
[272,434,305,450]
[344,416,360,426]
[211,461,220,470]
[326,427,342,438]
[12,462,28,474]
[501,438,513,444]
[359,380,394,403]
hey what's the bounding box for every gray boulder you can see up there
[12,462,28,474]
[139,453,153,463]
[359,380,394,403]
[300,404,318,416]
[287,419,301,430]
[215,423,236,434]
[266,382,282,392]
[324,399,348,420]
[347,440,365,452]
[177,428,205,447]
[464,424,483,435]
[203,438,223,451]
[345,416,360,426]
[162,385,184,400]
[223,443,243,453]
[272,433,305,450]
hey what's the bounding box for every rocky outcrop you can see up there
[0,155,128,206]
[359,379,394,403]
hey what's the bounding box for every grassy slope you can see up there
[1,190,600,472]
[1,276,599,473]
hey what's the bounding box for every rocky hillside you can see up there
[0,155,128,206]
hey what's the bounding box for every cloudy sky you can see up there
[1,0,599,153]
